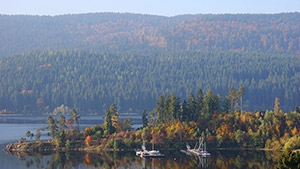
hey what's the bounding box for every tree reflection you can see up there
[7,150,280,169]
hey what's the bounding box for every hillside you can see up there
[1,13,300,114]
[0,13,300,57]
[0,49,299,114]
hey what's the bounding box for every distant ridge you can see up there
[0,12,300,57]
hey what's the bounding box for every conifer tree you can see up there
[228,86,238,112]
[72,109,80,132]
[238,86,245,112]
[274,97,280,115]
[105,107,114,134]
[142,109,148,128]
[59,114,66,132]
[156,95,164,124]
[188,91,196,121]
[112,112,120,133]
[181,100,188,122]
[196,89,204,119]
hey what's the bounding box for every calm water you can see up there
[0,148,280,169]
[0,116,280,169]
[0,115,141,144]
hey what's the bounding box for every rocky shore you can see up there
[5,141,132,153]
[5,142,57,152]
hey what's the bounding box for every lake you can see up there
[0,116,280,169]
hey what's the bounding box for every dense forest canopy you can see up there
[0,12,300,57]
[0,13,300,114]
[0,49,299,114]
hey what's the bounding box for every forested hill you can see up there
[1,50,300,114]
[0,12,300,57]
[1,13,300,115]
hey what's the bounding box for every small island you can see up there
[5,88,300,151]
[5,88,300,167]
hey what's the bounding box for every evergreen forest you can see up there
[0,12,300,114]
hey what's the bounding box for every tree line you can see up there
[0,49,300,114]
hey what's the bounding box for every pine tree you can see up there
[175,96,181,121]
[238,86,245,112]
[163,95,171,123]
[142,109,148,128]
[59,114,66,132]
[46,115,58,138]
[274,97,280,115]
[188,91,196,121]
[156,95,164,124]
[228,86,238,112]
[168,94,177,124]
[222,96,231,113]
[196,89,203,120]
[72,109,80,132]
[105,106,114,134]
[203,89,219,120]
[181,100,188,122]
[112,112,120,133]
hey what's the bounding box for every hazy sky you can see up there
[1,0,300,16]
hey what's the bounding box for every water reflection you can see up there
[6,150,280,169]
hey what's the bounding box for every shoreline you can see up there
[4,141,283,153]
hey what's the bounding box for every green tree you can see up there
[26,130,34,141]
[72,109,80,132]
[112,112,120,133]
[228,86,238,112]
[203,89,219,120]
[46,115,58,138]
[238,86,245,112]
[109,104,117,115]
[59,114,66,132]
[188,91,196,121]
[223,96,231,113]
[181,100,188,122]
[167,94,177,123]
[196,89,203,120]
[142,109,148,128]
[274,97,280,115]
[35,129,42,141]
[175,96,181,121]
[156,95,164,124]
[105,106,114,134]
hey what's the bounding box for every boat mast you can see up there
[198,137,203,150]
[142,140,146,151]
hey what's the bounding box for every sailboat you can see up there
[136,140,164,158]
[147,140,164,157]
[136,140,147,156]
[185,137,210,156]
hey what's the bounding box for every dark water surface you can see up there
[0,116,280,168]
[0,148,280,169]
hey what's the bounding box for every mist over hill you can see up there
[0,13,300,114]
[0,12,300,57]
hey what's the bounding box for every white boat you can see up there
[136,140,147,156]
[141,150,164,158]
[136,140,164,158]
[185,137,211,156]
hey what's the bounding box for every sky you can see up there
[1,0,300,16]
